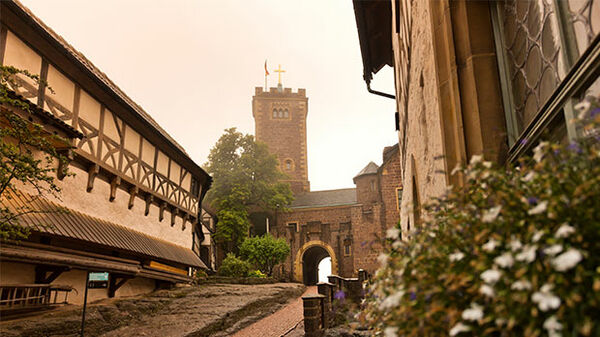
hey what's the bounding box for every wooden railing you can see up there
[0,284,73,317]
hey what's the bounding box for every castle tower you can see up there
[252,86,310,194]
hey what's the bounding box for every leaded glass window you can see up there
[492,0,600,159]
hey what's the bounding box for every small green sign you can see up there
[89,272,109,281]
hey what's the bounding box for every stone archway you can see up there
[294,240,337,284]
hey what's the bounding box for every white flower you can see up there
[555,223,575,238]
[451,165,461,176]
[528,200,548,215]
[551,248,583,272]
[533,141,549,163]
[495,318,507,326]
[544,315,563,332]
[494,252,514,268]
[470,155,483,165]
[392,240,403,249]
[386,227,400,239]
[532,284,561,311]
[377,253,389,266]
[481,269,502,284]
[511,280,532,291]
[482,205,502,223]
[449,322,471,336]
[483,161,492,169]
[543,244,563,256]
[379,290,404,311]
[532,230,544,243]
[575,100,592,119]
[461,303,483,321]
[384,326,399,337]
[449,251,465,262]
[516,245,537,263]
[479,284,495,298]
[482,238,500,252]
[509,238,523,251]
[522,171,536,182]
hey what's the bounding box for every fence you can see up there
[0,284,72,317]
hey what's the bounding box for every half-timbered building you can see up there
[0,0,213,311]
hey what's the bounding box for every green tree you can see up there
[217,253,252,278]
[240,234,290,276]
[204,128,293,253]
[0,65,70,240]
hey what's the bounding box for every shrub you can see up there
[218,253,252,278]
[362,99,600,336]
[248,270,266,278]
[240,234,290,276]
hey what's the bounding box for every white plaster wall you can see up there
[51,165,193,249]
[0,261,35,284]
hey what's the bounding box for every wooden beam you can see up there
[86,164,100,192]
[144,195,153,216]
[128,186,138,210]
[109,176,121,202]
[159,201,167,222]
[34,266,70,284]
[108,274,133,298]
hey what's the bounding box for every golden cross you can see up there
[274,64,286,85]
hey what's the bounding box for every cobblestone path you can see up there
[232,286,316,337]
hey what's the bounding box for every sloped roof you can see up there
[2,189,206,269]
[291,188,357,209]
[354,161,379,179]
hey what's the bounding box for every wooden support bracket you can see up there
[109,176,121,202]
[171,208,178,227]
[144,195,154,216]
[108,274,133,298]
[86,164,100,192]
[57,149,73,181]
[181,213,189,231]
[35,265,71,284]
[159,202,167,222]
[128,186,139,210]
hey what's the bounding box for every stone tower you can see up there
[252,86,310,194]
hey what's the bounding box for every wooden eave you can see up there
[353,0,394,83]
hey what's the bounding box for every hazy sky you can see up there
[20,0,397,191]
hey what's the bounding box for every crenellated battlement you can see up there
[254,86,307,98]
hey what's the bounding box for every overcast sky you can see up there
[20,0,397,191]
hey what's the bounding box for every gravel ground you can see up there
[0,283,305,337]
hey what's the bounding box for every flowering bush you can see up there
[362,99,600,336]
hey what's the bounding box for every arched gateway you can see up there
[294,240,337,284]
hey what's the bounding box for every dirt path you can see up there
[0,283,305,337]
[232,286,316,337]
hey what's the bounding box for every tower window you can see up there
[273,109,277,118]
[285,159,293,171]
[272,107,290,119]
[283,109,289,118]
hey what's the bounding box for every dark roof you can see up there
[353,0,394,83]
[2,189,206,269]
[291,188,357,209]
[354,161,379,179]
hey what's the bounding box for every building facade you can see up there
[252,85,402,284]
[354,0,599,236]
[0,0,215,310]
